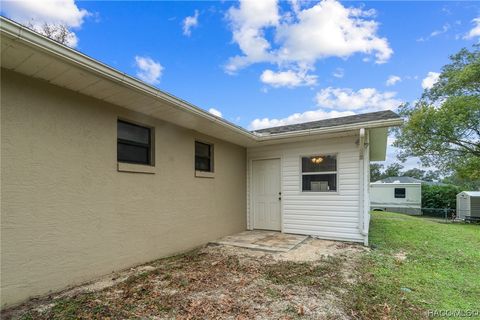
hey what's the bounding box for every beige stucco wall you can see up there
[0,70,247,308]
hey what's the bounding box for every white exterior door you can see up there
[252,159,281,231]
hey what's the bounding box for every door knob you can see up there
[278,197,282,200]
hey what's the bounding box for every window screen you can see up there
[117,120,152,165]
[394,188,406,198]
[195,141,213,172]
[301,155,337,192]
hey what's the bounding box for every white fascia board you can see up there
[256,118,403,142]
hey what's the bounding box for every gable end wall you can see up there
[247,136,365,243]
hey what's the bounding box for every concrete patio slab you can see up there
[211,230,309,252]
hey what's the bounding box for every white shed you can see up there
[456,191,480,219]
[370,182,422,215]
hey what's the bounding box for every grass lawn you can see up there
[349,211,480,319]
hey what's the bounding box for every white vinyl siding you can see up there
[247,134,367,243]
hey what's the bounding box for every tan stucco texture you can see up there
[0,70,247,308]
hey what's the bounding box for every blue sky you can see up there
[2,0,480,170]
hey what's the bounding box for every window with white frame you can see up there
[301,155,337,192]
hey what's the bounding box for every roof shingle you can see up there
[253,110,401,135]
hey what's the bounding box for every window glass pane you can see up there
[302,174,337,192]
[118,143,149,164]
[195,156,211,172]
[302,155,336,172]
[394,188,406,198]
[195,141,213,172]
[118,121,150,145]
[195,141,211,158]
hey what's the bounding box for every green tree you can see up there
[402,168,426,180]
[370,163,384,182]
[383,163,404,178]
[423,170,440,182]
[395,45,480,181]
[401,168,441,181]
[442,172,480,191]
[370,162,442,182]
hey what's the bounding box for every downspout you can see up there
[362,130,371,245]
[358,128,371,246]
[358,128,366,236]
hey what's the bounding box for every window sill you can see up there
[195,170,215,178]
[301,191,339,195]
[118,162,155,174]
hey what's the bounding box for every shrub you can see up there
[421,184,460,210]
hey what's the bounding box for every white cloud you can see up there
[225,0,279,74]
[182,10,199,36]
[225,0,392,74]
[386,75,401,86]
[421,71,440,90]
[1,0,88,27]
[260,69,317,88]
[1,0,89,47]
[208,108,223,117]
[315,87,402,112]
[464,17,480,39]
[250,85,402,130]
[441,7,452,15]
[332,68,344,78]
[250,109,354,130]
[404,75,419,80]
[430,23,450,37]
[275,0,392,64]
[417,23,451,42]
[134,56,163,85]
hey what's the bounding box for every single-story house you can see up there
[370,178,422,215]
[0,17,403,308]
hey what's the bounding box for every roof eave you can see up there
[255,118,403,141]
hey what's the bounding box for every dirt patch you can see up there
[3,238,366,320]
[394,251,408,263]
[276,239,367,262]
